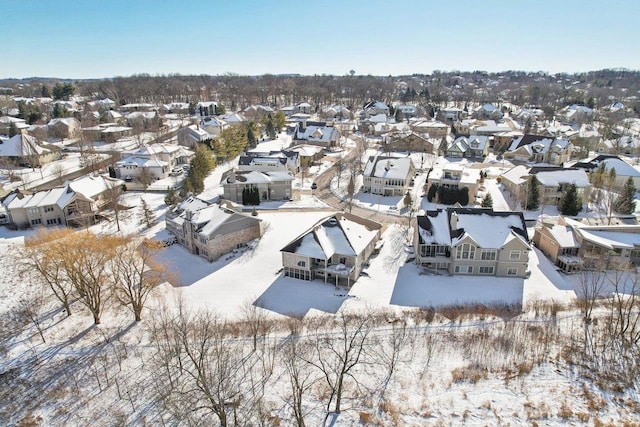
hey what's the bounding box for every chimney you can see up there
[450,211,458,230]
[299,119,306,132]
[228,170,236,183]
[385,159,392,171]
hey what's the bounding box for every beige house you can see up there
[362,155,415,196]
[501,165,591,209]
[47,117,81,140]
[1,176,123,229]
[280,212,382,287]
[427,164,481,202]
[0,133,60,167]
[533,216,640,271]
[414,208,531,277]
[222,170,294,204]
[505,134,574,165]
[385,132,435,154]
[166,197,263,262]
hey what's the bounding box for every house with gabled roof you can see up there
[501,165,591,209]
[533,216,640,271]
[504,134,574,165]
[363,101,389,118]
[384,131,435,154]
[569,154,640,188]
[0,133,61,167]
[414,208,531,277]
[472,103,503,120]
[222,169,294,204]
[293,121,340,148]
[362,155,415,196]
[165,197,263,262]
[445,135,489,159]
[280,212,382,287]
[178,124,210,148]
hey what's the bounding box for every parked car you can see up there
[124,175,133,182]
[311,182,318,190]
[169,167,183,176]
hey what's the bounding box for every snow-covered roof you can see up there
[578,229,640,250]
[281,213,381,260]
[116,156,168,168]
[0,134,49,157]
[5,186,76,210]
[68,175,124,200]
[417,208,529,250]
[295,123,339,143]
[545,224,580,248]
[535,169,590,187]
[363,155,414,180]
[501,165,530,186]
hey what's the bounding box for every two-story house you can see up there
[414,208,531,277]
[362,155,416,196]
[280,212,382,287]
[427,164,481,202]
[165,197,263,262]
[222,169,294,204]
[445,135,489,159]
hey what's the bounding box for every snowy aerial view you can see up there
[2,1,640,426]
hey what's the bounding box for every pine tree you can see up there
[613,177,637,215]
[246,122,258,147]
[559,183,582,216]
[525,175,540,210]
[481,193,493,208]
[263,114,276,139]
[165,187,180,206]
[274,110,286,132]
[140,198,155,228]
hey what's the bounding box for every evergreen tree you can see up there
[613,177,637,215]
[52,82,74,100]
[559,183,582,216]
[481,193,493,208]
[525,175,540,210]
[41,84,51,98]
[274,110,286,132]
[8,122,17,137]
[263,114,276,139]
[140,198,156,227]
[427,183,438,202]
[403,190,412,209]
[164,187,180,206]
[246,121,258,147]
[394,108,405,123]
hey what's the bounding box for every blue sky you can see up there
[3,0,639,79]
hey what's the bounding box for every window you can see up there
[454,265,473,274]
[509,250,521,260]
[456,244,475,260]
[30,218,42,225]
[297,260,306,267]
[479,266,494,275]
[480,250,497,260]
[28,208,39,215]
[507,268,518,276]
[46,218,57,225]
[44,206,54,213]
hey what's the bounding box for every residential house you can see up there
[219,113,246,126]
[46,117,81,140]
[534,216,640,271]
[161,102,190,115]
[362,155,415,196]
[1,175,123,229]
[293,121,340,148]
[166,197,263,262]
[384,132,434,154]
[287,144,324,169]
[100,126,133,143]
[115,143,193,182]
[427,164,481,202]
[196,101,218,117]
[0,116,27,136]
[363,101,389,118]
[595,136,640,156]
[500,165,591,209]
[409,119,450,139]
[505,134,574,165]
[126,111,162,131]
[295,102,312,115]
[414,208,531,277]
[560,104,593,124]
[178,124,210,148]
[445,135,489,159]
[322,105,351,120]
[238,155,289,173]
[472,103,503,120]
[0,133,60,167]
[533,218,583,273]
[243,105,274,119]
[280,212,382,287]
[437,106,466,124]
[222,169,294,204]
[199,116,226,138]
[569,154,640,188]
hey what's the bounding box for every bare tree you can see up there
[14,284,50,344]
[22,228,76,316]
[241,301,271,351]
[301,311,373,415]
[50,162,66,185]
[136,166,154,189]
[104,180,125,232]
[59,231,118,325]
[151,304,270,426]
[279,337,320,427]
[110,237,168,321]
